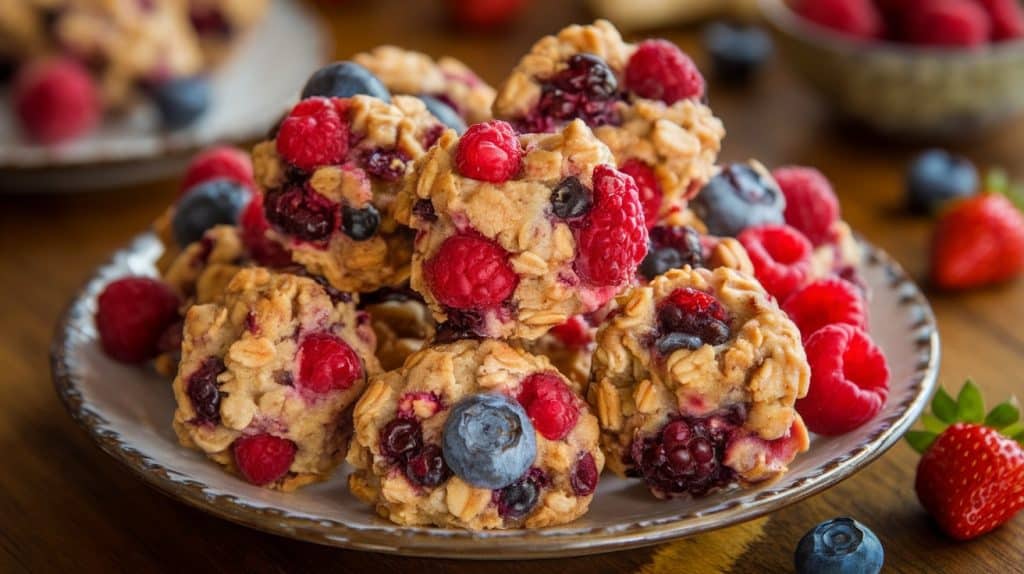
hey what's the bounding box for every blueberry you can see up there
[301,61,391,102]
[152,76,212,129]
[690,163,785,237]
[172,179,251,247]
[655,332,703,355]
[704,22,773,85]
[795,517,884,574]
[341,204,380,241]
[419,95,466,135]
[551,176,592,219]
[906,149,978,214]
[442,394,537,489]
[640,247,685,281]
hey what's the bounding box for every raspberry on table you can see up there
[772,166,840,247]
[796,324,890,435]
[297,333,363,396]
[517,372,580,440]
[905,0,991,46]
[424,234,519,310]
[625,39,705,104]
[619,159,663,228]
[275,97,350,172]
[14,57,99,144]
[795,0,884,39]
[96,277,181,364]
[232,433,297,486]
[738,225,813,302]
[180,146,254,197]
[455,120,522,183]
[574,165,649,286]
[783,278,867,339]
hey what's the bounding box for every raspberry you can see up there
[455,120,522,183]
[796,324,890,435]
[619,159,663,228]
[625,40,704,104]
[96,277,181,363]
[783,278,867,339]
[180,146,254,198]
[517,372,579,440]
[275,97,349,172]
[13,57,99,144]
[905,0,991,46]
[239,192,292,266]
[574,165,649,286]
[772,166,840,247]
[232,434,297,486]
[978,0,1024,41]
[424,234,519,309]
[549,315,593,349]
[795,0,884,39]
[738,225,813,302]
[570,452,599,496]
[297,333,362,395]
[446,0,528,28]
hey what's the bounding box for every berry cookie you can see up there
[187,0,269,64]
[172,267,380,490]
[347,338,603,529]
[524,314,597,389]
[353,46,496,127]
[363,294,436,371]
[252,94,445,293]
[589,266,810,499]
[397,119,649,340]
[492,20,725,224]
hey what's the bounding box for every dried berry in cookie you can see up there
[399,119,647,339]
[239,191,292,267]
[171,268,380,490]
[347,339,604,529]
[96,277,181,364]
[638,225,704,281]
[589,266,810,499]
[739,224,814,302]
[690,162,785,237]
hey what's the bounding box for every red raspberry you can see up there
[232,434,297,486]
[424,234,519,309]
[297,333,363,395]
[14,57,99,144]
[239,192,292,266]
[517,372,579,440]
[665,287,729,322]
[978,0,1024,41]
[455,120,522,183]
[795,0,884,39]
[619,159,663,228]
[625,40,704,104]
[905,0,991,46]
[783,278,867,339]
[276,97,349,172]
[180,146,254,198]
[549,315,593,349]
[575,165,649,286]
[738,225,813,302]
[96,277,181,363]
[446,0,528,27]
[796,324,890,435]
[772,166,840,247]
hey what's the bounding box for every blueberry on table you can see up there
[442,394,537,489]
[690,163,785,237]
[152,76,212,129]
[418,94,466,134]
[301,61,391,102]
[172,179,251,247]
[795,517,884,574]
[907,149,978,214]
[703,22,773,85]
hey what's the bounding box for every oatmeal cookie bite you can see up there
[589,266,811,499]
[187,0,269,64]
[492,20,725,224]
[398,119,648,340]
[171,267,380,490]
[353,46,496,128]
[252,94,445,293]
[347,338,603,529]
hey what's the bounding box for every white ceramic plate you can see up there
[0,0,328,192]
[51,233,939,559]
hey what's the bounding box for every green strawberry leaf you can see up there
[921,413,949,434]
[985,397,1021,430]
[906,430,938,454]
[1008,184,1024,212]
[956,379,985,424]
[986,168,1011,195]
[932,387,959,424]
[1001,421,1024,441]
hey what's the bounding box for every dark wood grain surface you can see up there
[3,1,1023,572]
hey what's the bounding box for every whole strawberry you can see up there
[930,192,1024,289]
[906,380,1024,540]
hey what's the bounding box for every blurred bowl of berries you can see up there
[760,0,1024,138]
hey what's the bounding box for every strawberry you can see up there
[929,192,1024,290]
[906,380,1024,540]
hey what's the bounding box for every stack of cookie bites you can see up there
[96,20,888,530]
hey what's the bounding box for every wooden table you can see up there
[2,1,1022,572]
